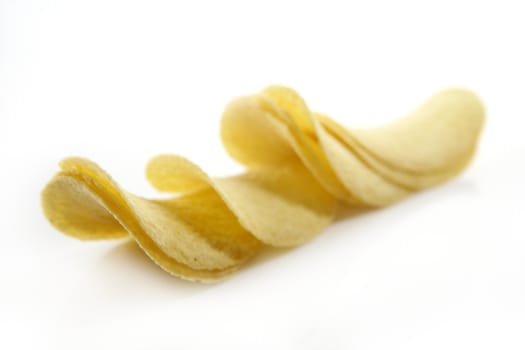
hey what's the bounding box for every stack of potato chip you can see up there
[41,86,484,281]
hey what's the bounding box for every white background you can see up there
[1,1,524,349]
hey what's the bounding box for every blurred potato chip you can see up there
[41,85,484,281]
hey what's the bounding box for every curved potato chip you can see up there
[257,86,483,205]
[312,88,484,192]
[42,158,260,281]
[260,86,409,206]
[317,112,476,190]
[42,156,336,281]
[146,154,336,247]
[346,89,484,173]
[223,94,356,203]
[41,85,484,281]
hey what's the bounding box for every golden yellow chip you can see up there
[316,88,484,190]
[41,85,485,281]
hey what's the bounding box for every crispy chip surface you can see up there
[41,86,484,281]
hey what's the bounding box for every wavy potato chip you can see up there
[41,86,484,281]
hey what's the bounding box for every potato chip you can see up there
[258,86,411,206]
[41,85,484,281]
[147,155,336,247]
[316,112,475,190]
[315,88,484,190]
[222,95,355,202]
